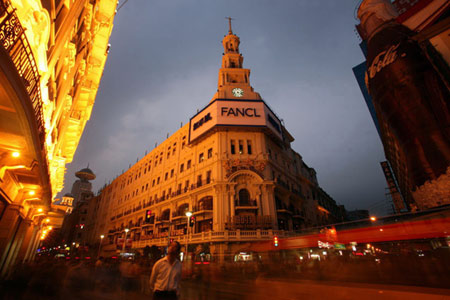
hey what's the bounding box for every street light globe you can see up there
[370,216,377,221]
[100,235,105,239]
[124,228,129,233]
[185,211,192,217]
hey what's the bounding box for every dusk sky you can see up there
[58,0,390,215]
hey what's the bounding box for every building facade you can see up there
[95,25,342,260]
[353,0,450,211]
[0,0,116,275]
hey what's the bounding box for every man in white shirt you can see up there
[149,241,182,300]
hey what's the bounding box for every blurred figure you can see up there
[149,241,182,300]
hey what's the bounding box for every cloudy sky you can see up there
[58,0,390,215]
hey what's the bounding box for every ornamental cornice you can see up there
[223,158,267,179]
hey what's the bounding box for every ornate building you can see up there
[0,0,116,275]
[97,24,342,260]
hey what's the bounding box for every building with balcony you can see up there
[0,0,116,275]
[94,24,343,261]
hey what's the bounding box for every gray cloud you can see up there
[59,0,390,216]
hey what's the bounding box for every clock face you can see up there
[232,88,244,97]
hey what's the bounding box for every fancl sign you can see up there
[189,99,282,142]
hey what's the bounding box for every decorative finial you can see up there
[225,16,234,34]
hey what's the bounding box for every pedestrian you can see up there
[149,241,182,300]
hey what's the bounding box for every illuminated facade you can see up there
[0,0,116,275]
[97,25,342,259]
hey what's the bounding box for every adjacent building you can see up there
[0,0,116,275]
[90,24,344,260]
[353,0,450,211]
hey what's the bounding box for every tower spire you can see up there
[209,23,261,102]
[226,16,234,34]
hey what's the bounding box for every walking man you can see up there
[149,241,182,300]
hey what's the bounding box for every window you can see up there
[239,140,244,154]
[157,177,160,184]
[185,180,190,190]
[167,152,170,159]
[141,186,144,192]
[197,175,202,186]
[231,140,236,154]
[206,170,211,183]
[187,160,191,169]
[148,162,151,172]
[170,169,174,178]
[238,189,250,206]
[145,183,148,190]
[159,157,162,163]
[199,153,204,163]
[182,141,185,149]
[152,179,155,187]
[207,148,213,158]
[247,140,252,154]
[165,172,168,180]
[180,163,184,173]
[173,147,176,154]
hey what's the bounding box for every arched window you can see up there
[238,189,250,206]
[161,209,170,220]
[199,196,213,210]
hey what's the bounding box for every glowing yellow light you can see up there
[43,230,47,234]
[48,226,53,230]
[45,218,50,223]
[29,190,36,196]
[12,152,20,158]
[37,208,43,213]
[370,216,377,221]
[366,244,371,248]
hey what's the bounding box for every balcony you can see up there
[0,1,45,145]
[132,229,289,249]
[235,199,258,209]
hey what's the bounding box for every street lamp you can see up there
[370,216,377,222]
[185,211,192,261]
[97,234,105,258]
[122,228,129,254]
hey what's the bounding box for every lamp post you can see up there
[185,211,192,262]
[122,228,129,254]
[97,235,104,258]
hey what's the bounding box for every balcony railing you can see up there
[132,229,289,249]
[0,0,45,146]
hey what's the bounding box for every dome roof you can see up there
[75,167,96,180]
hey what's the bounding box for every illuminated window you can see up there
[239,140,244,154]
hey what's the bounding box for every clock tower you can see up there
[211,18,262,102]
